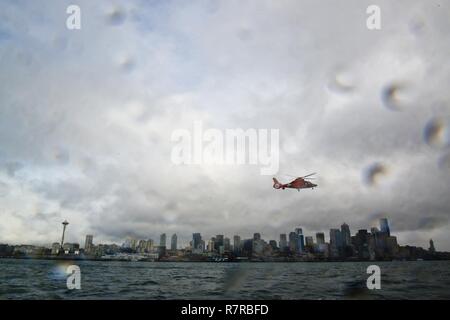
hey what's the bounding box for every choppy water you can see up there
[0,259,449,299]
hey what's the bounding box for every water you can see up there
[0,259,449,300]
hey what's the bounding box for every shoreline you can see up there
[2,256,450,263]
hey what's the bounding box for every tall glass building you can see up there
[379,218,390,236]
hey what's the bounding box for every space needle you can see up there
[60,220,69,248]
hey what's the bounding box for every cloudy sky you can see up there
[0,0,449,250]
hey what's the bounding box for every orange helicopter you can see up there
[273,173,317,191]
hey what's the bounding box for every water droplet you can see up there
[343,280,370,299]
[381,83,407,111]
[328,69,355,93]
[363,163,389,186]
[119,56,135,73]
[423,118,448,147]
[107,7,126,26]
[223,266,249,291]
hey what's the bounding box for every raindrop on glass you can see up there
[328,69,355,93]
[381,83,407,111]
[363,163,389,186]
[423,118,448,147]
[107,7,126,26]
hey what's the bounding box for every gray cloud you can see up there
[0,0,449,250]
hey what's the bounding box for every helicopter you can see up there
[273,173,317,191]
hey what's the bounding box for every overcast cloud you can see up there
[0,0,449,249]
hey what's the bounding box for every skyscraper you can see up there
[171,234,177,250]
[146,239,154,252]
[160,233,166,249]
[215,235,224,251]
[341,223,351,246]
[253,233,261,241]
[288,232,298,253]
[330,229,343,248]
[379,218,390,236]
[316,232,325,245]
[138,240,147,253]
[224,237,231,251]
[269,240,278,250]
[354,229,370,259]
[130,238,138,250]
[84,235,93,253]
[279,234,287,250]
[330,229,343,257]
[295,228,304,253]
[207,239,215,252]
[305,236,314,247]
[192,233,202,250]
[233,235,241,253]
[429,239,436,253]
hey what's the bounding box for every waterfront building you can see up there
[429,239,436,253]
[215,235,224,251]
[84,235,93,253]
[146,239,154,252]
[207,239,215,252]
[160,233,166,249]
[295,228,305,253]
[305,236,314,247]
[192,233,202,250]
[242,239,253,256]
[252,239,266,256]
[380,218,390,236]
[233,235,241,254]
[224,237,231,252]
[386,236,399,256]
[341,223,351,246]
[352,229,370,260]
[316,232,325,245]
[279,234,288,251]
[171,234,177,250]
[269,240,278,250]
[137,240,147,253]
[330,229,343,257]
[288,232,297,253]
[51,242,60,255]
[62,243,79,255]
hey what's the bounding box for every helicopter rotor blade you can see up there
[302,172,317,178]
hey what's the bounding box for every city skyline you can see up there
[3,217,446,263]
[0,217,437,253]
